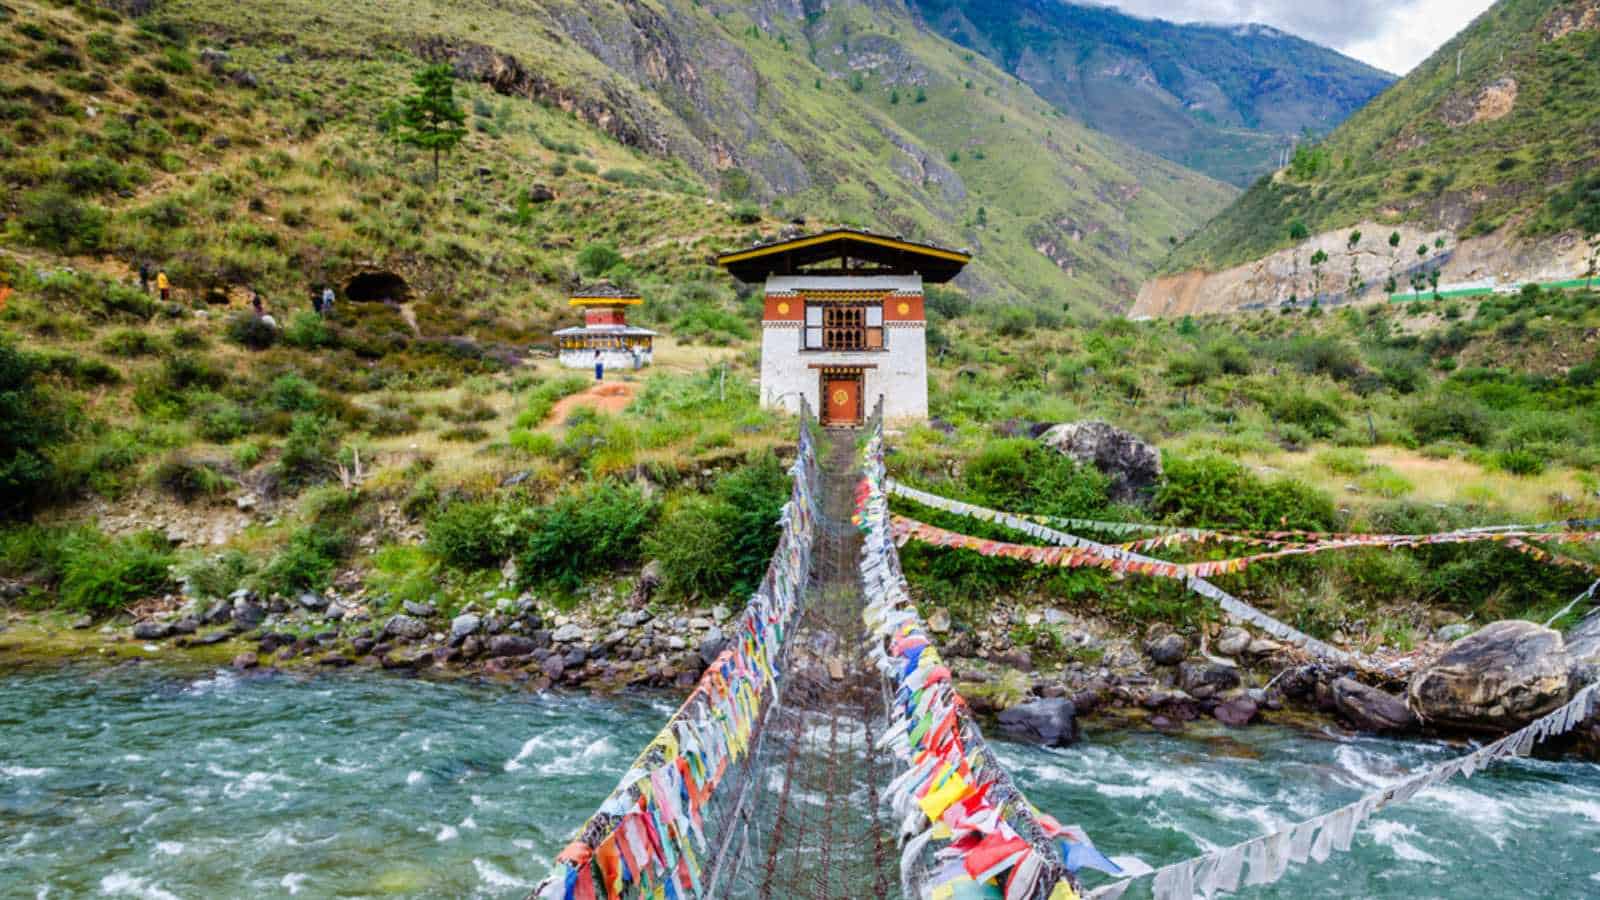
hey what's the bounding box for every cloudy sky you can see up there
[1095,0,1496,74]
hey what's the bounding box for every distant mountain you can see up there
[1138,0,1600,317]
[910,0,1395,187]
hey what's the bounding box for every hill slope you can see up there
[1157,0,1600,285]
[163,0,1235,313]
[909,0,1394,187]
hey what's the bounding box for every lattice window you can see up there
[805,303,885,351]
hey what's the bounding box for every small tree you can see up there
[1289,220,1309,241]
[1309,248,1329,300]
[398,64,467,183]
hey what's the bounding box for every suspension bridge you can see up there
[532,401,1599,900]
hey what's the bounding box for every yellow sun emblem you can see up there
[897,301,911,315]
[832,389,849,406]
[776,301,790,315]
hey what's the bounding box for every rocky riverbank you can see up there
[5,584,1597,758]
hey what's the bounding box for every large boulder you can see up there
[1332,678,1416,732]
[1038,421,1162,504]
[382,614,431,642]
[1178,661,1240,700]
[997,698,1078,746]
[1408,620,1570,730]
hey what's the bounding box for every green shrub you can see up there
[428,498,523,570]
[1267,391,1344,438]
[151,454,232,502]
[59,529,173,614]
[1407,393,1493,445]
[672,305,751,344]
[647,452,789,601]
[257,523,347,595]
[275,413,340,490]
[268,373,322,413]
[101,328,160,357]
[1,335,73,517]
[1315,448,1370,477]
[731,201,761,224]
[173,549,255,599]
[518,481,657,591]
[509,429,558,457]
[282,311,334,349]
[1491,448,1546,477]
[1155,454,1336,530]
[963,439,1110,518]
[17,188,106,253]
[226,313,279,350]
[575,242,623,278]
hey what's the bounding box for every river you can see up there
[2,663,1597,898]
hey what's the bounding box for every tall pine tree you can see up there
[398,64,467,183]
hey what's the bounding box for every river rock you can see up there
[1435,623,1476,643]
[1038,421,1162,504]
[487,635,537,658]
[232,653,258,670]
[296,591,329,611]
[132,621,174,640]
[1179,661,1240,700]
[1408,620,1570,730]
[403,600,437,618]
[617,609,652,628]
[699,629,727,667]
[1215,627,1251,657]
[997,698,1078,746]
[232,602,266,628]
[171,616,200,635]
[1213,696,1259,726]
[450,613,482,645]
[1332,677,1415,732]
[1145,633,1186,666]
[552,623,584,643]
[382,614,430,642]
[928,608,951,634]
[1246,638,1283,657]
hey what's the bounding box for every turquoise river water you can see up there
[2,663,1598,898]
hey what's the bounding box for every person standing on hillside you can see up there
[156,269,170,301]
[593,349,604,382]
[321,286,335,319]
[138,261,152,294]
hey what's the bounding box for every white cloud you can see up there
[1089,0,1496,74]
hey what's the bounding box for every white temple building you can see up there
[717,229,970,426]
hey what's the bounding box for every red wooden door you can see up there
[823,375,861,425]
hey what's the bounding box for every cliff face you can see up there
[1133,226,1594,318]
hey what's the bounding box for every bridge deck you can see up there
[706,432,898,898]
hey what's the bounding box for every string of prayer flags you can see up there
[1085,681,1599,900]
[860,427,1105,900]
[534,422,824,900]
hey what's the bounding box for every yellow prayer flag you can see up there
[1047,879,1081,900]
[918,769,969,821]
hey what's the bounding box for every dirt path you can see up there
[543,381,638,425]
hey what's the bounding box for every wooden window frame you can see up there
[803,302,885,352]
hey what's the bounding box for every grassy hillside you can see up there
[4,1,1594,651]
[911,0,1394,187]
[1163,0,1600,274]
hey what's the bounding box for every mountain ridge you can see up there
[908,0,1395,187]
[1150,0,1600,311]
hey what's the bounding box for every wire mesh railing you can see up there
[857,401,1094,900]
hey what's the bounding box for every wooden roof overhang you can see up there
[717,229,971,284]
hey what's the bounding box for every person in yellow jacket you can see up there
[156,270,170,301]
